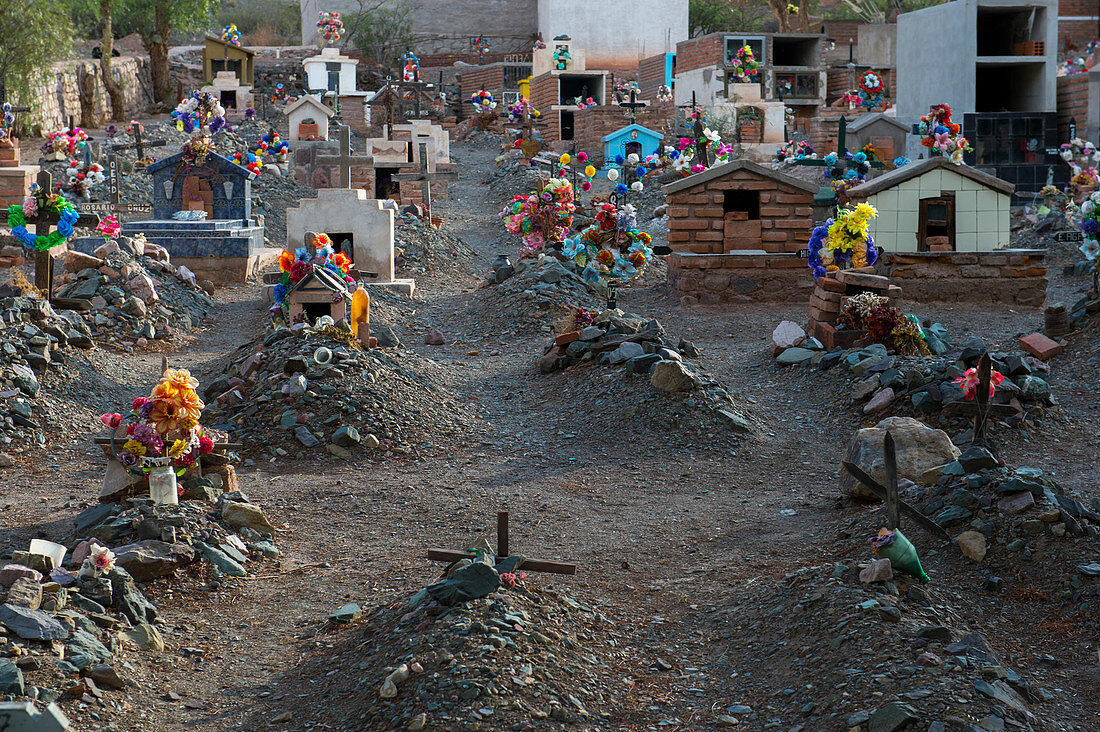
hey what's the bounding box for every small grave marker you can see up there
[392,139,457,220]
[940,353,1018,442]
[427,511,577,575]
[314,125,375,189]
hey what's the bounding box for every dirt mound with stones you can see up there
[243,583,654,730]
[200,324,481,462]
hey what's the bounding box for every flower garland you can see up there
[561,202,653,283]
[728,45,760,83]
[856,70,886,108]
[807,203,879,279]
[775,140,815,164]
[7,186,79,251]
[918,103,971,164]
[473,35,490,56]
[317,11,343,44]
[506,96,539,124]
[500,177,575,257]
[221,23,241,46]
[103,369,215,478]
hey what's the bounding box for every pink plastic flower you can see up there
[100,413,122,429]
[953,367,1005,400]
[577,152,588,163]
[690,163,705,173]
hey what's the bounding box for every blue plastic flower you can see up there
[854,152,867,163]
[616,183,628,195]
[295,246,311,262]
[614,154,625,165]
[893,156,910,167]
[824,154,837,166]
[273,283,288,302]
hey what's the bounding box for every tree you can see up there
[689,0,768,37]
[116,0,217,102]
[838,0,944,23]
[345,0,415,72]
[100,0,126,121]
[0,1,74,119]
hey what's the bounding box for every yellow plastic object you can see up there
[349,286,370,337]
[518,76,531,99]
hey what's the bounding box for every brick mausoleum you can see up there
[664,160,827,304]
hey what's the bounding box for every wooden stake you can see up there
[883,431,900,530]
[497,510,509,557]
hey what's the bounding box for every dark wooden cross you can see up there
[427,511,577,575]
[23,170,101,306]
[111,125,166,167]
[315,125,374,189]
[512,102,548,159]
[842,432,951,542]
[77,150,154,221]
[397,72,432,121]
[392,140,457,219]
[940,352,1018,443]
[793,116,885,205]
[619,88,647,125]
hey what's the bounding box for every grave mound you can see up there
[200,325,479,460]
[242,583,637,729]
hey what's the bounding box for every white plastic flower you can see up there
[1083,200,1095,216]
[607,168,619,181]
[704,128,720,143]
[627,153,639,164]
[673,156,690,171]
[1090,191,1100,204]
[1080,239,1100,261]
[631,181,643,191]
[621,203,637,218]
[1060,150,1074,162]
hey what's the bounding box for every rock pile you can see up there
[201,326,478,460]
[0,492,278,709]
[539,308,755,435]
[773,322,1057,426]
[715,560,1048,731]
[55,237,214,350]
[258,582,627,730]
[394,213,477,277]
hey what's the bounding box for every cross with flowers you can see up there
[941,353,1018,442]
[793,116,884,205]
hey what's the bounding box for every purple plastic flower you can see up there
[138,402,155,420]
[1082,219,1100,236]
[866,235,879,265]
[118,450,141,468]
[181,117,195,134]
[208,116,226,134]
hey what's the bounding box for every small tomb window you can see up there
[723,190,760,219]
[918,193,955,252]
[302,301,332,324]
[724,36,765,65]
[329,232,354,262]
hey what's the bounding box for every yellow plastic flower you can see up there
[584,165,596,178]
[559,153,571,165]
[150,401,181,434]
[168,439,188,458]
[175,389,205,421]
[122,440,146,456]
[852,203,878,223]
[178,417,199,431]
[163,368,199,392]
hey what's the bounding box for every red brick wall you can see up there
[820,20,861,45]
[1059,0,1100,49]
[529,72,560,140]
[572,102,675,165]
[786,106,873,153]
[638,53,670,100]
[666,170,815,255]
[1057,73,1090,142]
[675,34,726,74]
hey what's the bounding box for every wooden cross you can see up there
[427,511,577,575]
[23,170,101,306]
[111,125,166,167]
[512,102,547,159]
[392,140,457,219]
[314,125,374,189]
[793,116,885,205]
[619,88,647,125]
[842,437,951,542]
[397,73,432,121]
[76,151,153,221]
[940,352,1018,443]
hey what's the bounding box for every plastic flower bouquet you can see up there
[64,160,106,199]
[561,202,653,283]
[42,128,90,159]
[500,177,575,257]
[272,233,356,310]
[317,11,343,43]
[837,293,929,356]
[173,92,227,166]
[103,369,215,480]
[918,103,972,164]
[807,203,879,279]
[775,140,814,164]
[728,45,759,83]
[857,71,886,108]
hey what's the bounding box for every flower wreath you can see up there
[552,45,571,70]
[221,24,241,46]
[317,11,343,43]
[917,103,972,164]
[500,177,575,257]
[469,90,497,114]
[857,71,886,107]
[7,186,79,251]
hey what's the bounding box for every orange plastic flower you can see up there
[176,389,205,421]
[331,251,352,273]
[278,249,295,273]
[150,400,182,434]
[312,233,334,249]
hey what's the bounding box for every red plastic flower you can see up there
[100,413,122,429]
[596,249,615,266]
[331,251,352,273]
[953,367,1005,400]
[278,250,294,273]
[289,260,312,282]
[198,435,214,454]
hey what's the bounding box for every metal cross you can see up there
[392,140,457,219]
[314,125,375,189]
[793,116,884,205]
[619,89,647,125]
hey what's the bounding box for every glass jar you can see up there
[148,465,178,505]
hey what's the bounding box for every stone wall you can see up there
[13,57,151,134]
[883,250,1047,307]
[668,252,815,304]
